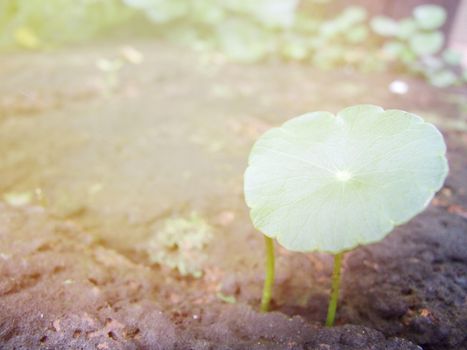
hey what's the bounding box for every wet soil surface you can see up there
[0,41,466,349]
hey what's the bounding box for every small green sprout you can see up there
[144,212,213,278]
[244,105,448,325]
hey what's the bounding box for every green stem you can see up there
[326,252,344,327]
[260,235,275,312]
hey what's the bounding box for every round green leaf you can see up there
[244,105,448,253]
[413,4,447,30]
[396,18,417,39]
[382,41,406,59]
[216,19,274,62]
[320,6,367,38]
[442,49,462,66]
[421,55,444,72]
[346,25,368,44]
[124,0,187,23]
[340,6,367,25]
[281,35,309,60]
[428,69,458,88]
[312,46,344,69]
[409,31,444,56]
[370,16,398,37]
[320,20,343,38]
[230,0,300,28]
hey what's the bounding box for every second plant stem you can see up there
[325,252,344,327]
[260,235,275,312]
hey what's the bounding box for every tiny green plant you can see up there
[244,105,448,325]
[143,212,213,278]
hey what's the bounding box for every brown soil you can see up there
[0,40,466,350]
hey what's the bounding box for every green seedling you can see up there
[244,105,448,325]
[144,212,213,278]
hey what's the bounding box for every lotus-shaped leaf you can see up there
[244,105,448,253]
[413,4,447,30]
[409,31,444,56]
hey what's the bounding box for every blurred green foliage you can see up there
[122,0,302,62]
[0,0,465,87]
[0,0,135,48]
[371,4,464,87]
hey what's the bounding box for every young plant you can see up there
[244,105,448,325]
[143,212,213,278]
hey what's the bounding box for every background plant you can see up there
[1,1,465,87]
[371,4,464,87]
[0,0,135,49]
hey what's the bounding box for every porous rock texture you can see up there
[0,204,421,350]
